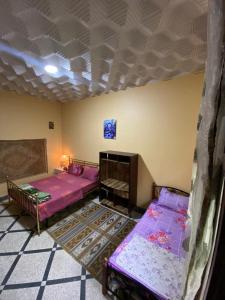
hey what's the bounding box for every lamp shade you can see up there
[60,154,69,168]
[61,154,68,162]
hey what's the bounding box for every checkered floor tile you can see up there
[0,199,107,300]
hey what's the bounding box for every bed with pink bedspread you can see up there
[31,172,98,222]
[7,159,99,234]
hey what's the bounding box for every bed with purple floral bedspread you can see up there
[104,185,190,300]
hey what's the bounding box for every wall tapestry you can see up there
[104,119,116,139]
[0,139,48,183]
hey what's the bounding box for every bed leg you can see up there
[37,219,41,236]
[45,218,49,229]
[128,205,133,218]
[36,205,41,236]
[102,257,108,296]
[6,178,11,205]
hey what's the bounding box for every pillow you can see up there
[67,163,83,176]
[81,166,99,181]
[158,187,189,212]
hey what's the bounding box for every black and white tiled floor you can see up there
[0,199,107,300]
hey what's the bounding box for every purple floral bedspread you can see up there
[108,201,189,299]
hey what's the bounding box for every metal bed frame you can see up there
[102,183,189,299]
[7,158,99,235]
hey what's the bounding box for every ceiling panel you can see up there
[0,0,207,101]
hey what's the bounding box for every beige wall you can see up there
[0,91,62,195]
[0,73,203,204]
[62,73,203,207]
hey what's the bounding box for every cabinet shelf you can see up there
[101,158,130,165]
[101,178,129,199]
[101,178,129,192]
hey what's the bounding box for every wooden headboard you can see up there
[69,158,99,168]
[152,182,189,199]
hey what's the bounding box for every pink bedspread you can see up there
[56,173,98,194]
[30,173,98,222]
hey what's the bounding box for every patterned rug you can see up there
[101,198,129,215]
[47,201,136,283]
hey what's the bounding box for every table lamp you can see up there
[60,154,69,170]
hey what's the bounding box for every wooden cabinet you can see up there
[99,151,138,215]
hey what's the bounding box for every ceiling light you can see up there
[44,65,58,74]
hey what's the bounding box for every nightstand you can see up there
[54,167,65,174]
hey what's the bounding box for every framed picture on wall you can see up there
[104,119,116,139]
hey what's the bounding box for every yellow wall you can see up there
[0,91,62,195]
[0,73,203,204]
[62,73,203,206]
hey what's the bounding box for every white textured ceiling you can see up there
[0,0,207,102]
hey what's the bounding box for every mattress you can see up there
[30,173,98,222]
[56,172,98,194]
[108,201,189,300]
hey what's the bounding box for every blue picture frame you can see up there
[104,119,116,139]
